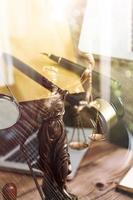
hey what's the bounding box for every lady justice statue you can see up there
[37,90,77,200]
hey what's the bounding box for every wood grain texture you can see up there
[0,141,133,200]
[67,141,133,200]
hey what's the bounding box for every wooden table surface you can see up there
[0,141,133,200]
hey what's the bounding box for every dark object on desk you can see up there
[37,93,77,199]
[2,183,17,200]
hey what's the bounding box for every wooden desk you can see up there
[0,141,133,200]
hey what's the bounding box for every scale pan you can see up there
[69,141,89,150]
[0,94,20,130]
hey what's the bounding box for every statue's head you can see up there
[42,92,65,120]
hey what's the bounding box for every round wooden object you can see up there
[2,183,17,200]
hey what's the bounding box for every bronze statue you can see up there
[38,91,77,200]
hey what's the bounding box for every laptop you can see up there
[0,129,90,179]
